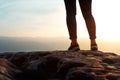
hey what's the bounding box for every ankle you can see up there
[91,39,97,45]
[90,39,98,51]
[71,39,78,46]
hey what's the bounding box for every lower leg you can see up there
[86,16,96,41]
[71,38,78,46]
[85,16,97,50]
[84,15,98,50]
[79,0,96,40]
[66,15,78,46]
[66,15,77,40]
[79,0,98,50]
[87,17,97,45]
[64,0,80,51]
[91,39,97,45]
[86,16,98,49]
[66,15,80,51]
[67,15,80,51]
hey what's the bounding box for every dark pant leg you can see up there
[79,0,96,39]
[64,0,77,39]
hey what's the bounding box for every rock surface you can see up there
[0,50,120,80]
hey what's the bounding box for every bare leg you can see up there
[79,0,98,50]
[64,0,77,42]
[64,0,80,51]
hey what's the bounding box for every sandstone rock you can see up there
[0,50,119,80]
[0,58,22,80]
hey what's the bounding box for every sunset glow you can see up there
[0,0,120,53]
[0,0,120,39]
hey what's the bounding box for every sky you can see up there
[0,0,120,40]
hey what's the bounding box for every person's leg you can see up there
[79,0,98,50]
[64,0,80,51]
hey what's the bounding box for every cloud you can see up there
[0,0,66,37]
[0,0,62,24]
[0,0,60,18]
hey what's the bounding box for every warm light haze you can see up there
[0,0,120,54]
